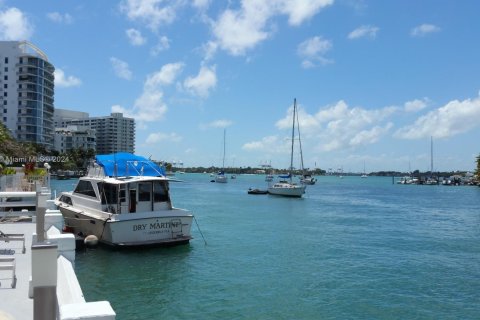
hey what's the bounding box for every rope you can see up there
[193,215,207,246]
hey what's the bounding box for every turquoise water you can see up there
[52,174,480,319]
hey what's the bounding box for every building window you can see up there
[4,57,8,64]
[4,67,7,72]
[3,84,7,89]
[3,101,6,106]
[3,75,7,80]
[3,117,6,122]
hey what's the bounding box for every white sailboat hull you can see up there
[268,182,306,197]
[215,175,228,183]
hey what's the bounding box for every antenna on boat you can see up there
[113,153,118,178]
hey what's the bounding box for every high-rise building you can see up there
[54,108,89,128]
[0,41,55,148]
[66,112,135,154]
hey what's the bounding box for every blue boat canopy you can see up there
[278,173,291,179]
[95,153,165,177]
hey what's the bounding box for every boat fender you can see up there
[84,235,99,247]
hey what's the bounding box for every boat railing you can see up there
[86,159,165,178]
[0,174,48,192]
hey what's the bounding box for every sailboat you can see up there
[268,99,306,197]
[215,129,228,183]
[361,161,368,178]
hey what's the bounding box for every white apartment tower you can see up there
[0,41,55,148]
[65,112,135,154]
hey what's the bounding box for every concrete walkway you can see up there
[0,222,35,320]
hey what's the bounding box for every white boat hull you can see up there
[215,175,228,183]
[268,183,306,197]
[59,205,193,246]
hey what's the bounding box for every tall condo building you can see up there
[65,112,135,154]
[0,41,55,148]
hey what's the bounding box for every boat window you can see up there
[153,181,169,202]
[59,195,73,205]
[73,180,97,198]
[138,183,151,201]
[98,183,118,205]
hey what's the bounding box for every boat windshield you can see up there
[73,180,97,198]
[98,182,118,205]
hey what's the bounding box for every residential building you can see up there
[0,41,55,148]
[54,125,96,154]
[66,112,135,154]
[54,108,89,128]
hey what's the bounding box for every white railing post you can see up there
[31,242,58,320]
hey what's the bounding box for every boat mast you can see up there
[290,99,296,182]
[430,136,433,177]
[222,129,226,170]
[296,100,305,176]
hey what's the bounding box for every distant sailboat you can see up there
[268,98,306,197]
[215,129,228,183]
[361,161,368,178]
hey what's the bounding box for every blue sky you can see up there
[1,0,480,172]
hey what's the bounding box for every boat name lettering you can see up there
[150,222,180,229]
[132,224,147,231]
[132,222,180,232]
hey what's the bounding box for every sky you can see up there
[1,0,480,173]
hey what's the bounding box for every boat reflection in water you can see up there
[55,153,193,247]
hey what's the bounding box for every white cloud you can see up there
[202,41,218,62]
[202,119,233,129]
[146,62,184,88]
[280,0,334,26]
[110,57,132,80]
[275,103,320,132]
[126,28,147,46]
[411,24,440,37]
[212,6,270,56]
[0,7,33,40]
[46,12,73,24]
[212,0,333,56]
[242,135,282,151]
[348,25,379,40]
[404,98,429,112]
[150,36,170,55]
[111,62,185,124]
[119,0,178,31]
[54,69,82,88]
[297,36,333,68]
[275,100,396,152]
[146,132,182,144]
[395,93,480,139]
[192,0,211,10]
[183,65,217,97]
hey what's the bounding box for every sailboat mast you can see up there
[296,101,305,175]
[222,129,226,169]
[430,136,433,176]
[290,99,296,182]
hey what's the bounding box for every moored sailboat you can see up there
[268,99,306,197]
[215,129,228,183]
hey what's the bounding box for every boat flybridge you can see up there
[55,153,193,247]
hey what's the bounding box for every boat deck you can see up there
[0,222,35,319]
